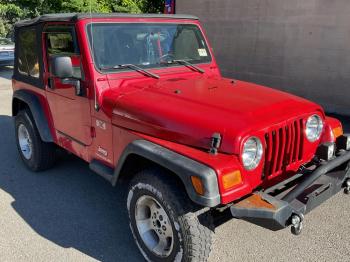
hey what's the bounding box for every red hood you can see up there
[101,75,323,154]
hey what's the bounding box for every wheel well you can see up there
[12,97,29,116]
[117,153,187,191]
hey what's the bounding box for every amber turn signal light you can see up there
[191,176,205,195]
[222,170,242,190]
[333,126,343,139]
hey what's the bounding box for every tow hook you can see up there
[344,179,350,195]
[290,213,304,236]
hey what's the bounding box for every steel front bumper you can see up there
[230,150,350,234]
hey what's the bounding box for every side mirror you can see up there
[49,56,83,96]
[50,56,73,78]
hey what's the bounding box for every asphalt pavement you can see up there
[0,66,349,262]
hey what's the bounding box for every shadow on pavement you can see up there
[0,115,143,262]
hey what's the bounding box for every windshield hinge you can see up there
[209,133,222,155]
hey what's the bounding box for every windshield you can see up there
[87,23,212,71]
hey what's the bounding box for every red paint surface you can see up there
[12,17,341,205]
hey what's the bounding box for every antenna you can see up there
[90,0,99,111]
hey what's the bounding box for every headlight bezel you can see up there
[241,136,264,171]
[305,114,324,142]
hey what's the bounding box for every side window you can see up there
[17,29,40,78]
[46,29,82,79]
[47,32,76,56]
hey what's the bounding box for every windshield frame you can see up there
[85,21,213,74]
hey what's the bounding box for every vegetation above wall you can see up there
[0,0,165,38]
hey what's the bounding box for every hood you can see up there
[102,75,323,154]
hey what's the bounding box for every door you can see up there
[44,25,92,146]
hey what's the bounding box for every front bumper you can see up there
[230,150,350,233]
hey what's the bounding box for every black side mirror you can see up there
[50,56,73,78]
[50,56,83,96]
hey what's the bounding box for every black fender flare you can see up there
[12,90,54,143]
[112,140,221,207]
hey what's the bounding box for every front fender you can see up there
[321,116,343,143]
[112,140,221,207]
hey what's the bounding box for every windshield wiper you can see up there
[100,64,160,79]
[164,59,205,74]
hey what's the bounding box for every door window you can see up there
[45,28,82,79]
[47,32,76,56]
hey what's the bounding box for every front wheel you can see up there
[127,169,214,262]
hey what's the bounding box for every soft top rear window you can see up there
[17,29,40,78]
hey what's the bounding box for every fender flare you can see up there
[12,90,54,143]
[112,140,221,207]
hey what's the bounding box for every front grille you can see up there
[264,118,304,177]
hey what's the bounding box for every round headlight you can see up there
[306,115,323,142]
[242,137,263,171]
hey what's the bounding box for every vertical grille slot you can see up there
[264,118,304,177]
[271,130,279,174]
[298,119,304,160]
[289,122,295,164]
[284,125,292,165]
[277,127,286,171]
[294,120,300,161]
[264,132,273,176]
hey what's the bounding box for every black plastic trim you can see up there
[89,159,114,183]
[15,13,199,28]
[112,140,221,207]
[12,90,53,143]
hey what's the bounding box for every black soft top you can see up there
[15,13,199,28]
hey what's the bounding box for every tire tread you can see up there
[128,168,214,262]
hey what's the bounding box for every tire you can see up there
[127,169,214,262]
[15,109,56,171]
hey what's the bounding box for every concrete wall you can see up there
[177,0,350,115]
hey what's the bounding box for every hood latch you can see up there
[209,133,222,155]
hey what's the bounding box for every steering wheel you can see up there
[159,53,175,62]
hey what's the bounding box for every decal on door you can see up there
[96,119,106,130]
[97,146,108,157]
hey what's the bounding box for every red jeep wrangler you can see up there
[12,13,350,261]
